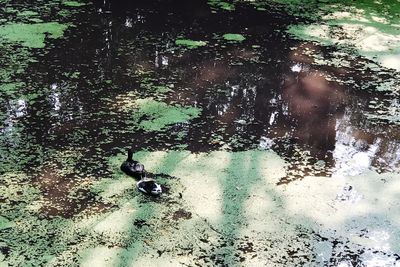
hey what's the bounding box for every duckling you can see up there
[120,149,145,179]
[137,174,162,196]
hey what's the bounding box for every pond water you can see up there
[1,0,400,266]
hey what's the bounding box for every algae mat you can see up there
[1,0,400,266]
[2,150,400,266]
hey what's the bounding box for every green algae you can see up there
[29,18,44,23]
[58,10,73,17]
[17,10,39,17]
[0,216,14,230]
[222,33,246,41]
[2,148,400,266]
[287,21,400,71]
[208,0,235,11]
[64,71,80,79]
[0,82,24,96]
[283,0,400,72]
[131,98,201,132]
[139,80,172,95]
[153,85,172,93]
[4,8,18,14]
[1,164,150,266]
[0,46,32,92]
[0,22,69,48]
[121,150,400,265]
[175,39,207,48]
[107,151,296,263]
[0,172,41,218]
[63,1,86,7]
[286,24,332,45]
[365,98,400,125]
[0,1,399,266]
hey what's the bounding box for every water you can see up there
[2,0,399,178]
[1,0,400,266]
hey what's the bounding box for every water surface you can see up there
[1,0,400,266]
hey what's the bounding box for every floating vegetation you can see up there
[366,98,400,125]
[0,22,69,48]
[1,0,400,265]
[63,1,86,7]
[130,98,201,132]
[17,10,39,18]
[285,0,400,72]
[0,82,24,96]
[175,39,207,48]
[208,0,235,11]
[222,33,246,42]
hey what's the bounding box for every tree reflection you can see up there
[91,0,400,179]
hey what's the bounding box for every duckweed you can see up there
[208,0,235,11]
[63,1,86,7]
[0,82,24,96]
[1,0,400,265]
[175,39,207,48]
[131,98,201,131]
[0,216,14,230]
[17,11,39,17]
[223,33,246,41]
[0,22,69,48]
[284,0,400,72]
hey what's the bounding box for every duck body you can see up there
[137,178,162,196]
[121,149,163,196]
[120,149,145,179]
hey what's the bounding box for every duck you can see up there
[136,175,163,196]
[120,149,163,196]
[120,149,145,179]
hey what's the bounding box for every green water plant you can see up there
[131,98,201,131]
[223,33,246,41]
[208,0,235,11]
[0,22,69,48]
[175,39,207,48]
[63,1,87,7]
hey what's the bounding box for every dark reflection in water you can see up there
[1,0,399,192]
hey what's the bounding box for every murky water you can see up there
[2,0,399,177]
[1,0,400,266]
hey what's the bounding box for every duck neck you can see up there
[127,149,133,161]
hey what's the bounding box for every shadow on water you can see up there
[216,151,267,266]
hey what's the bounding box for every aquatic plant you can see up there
[131,98,201,132]
[175,39,207,48]
[0,22,69,48]
[223,33,246,41]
